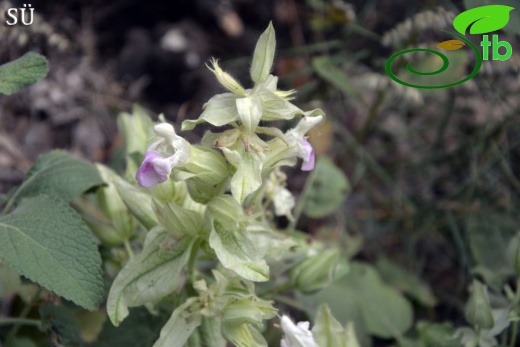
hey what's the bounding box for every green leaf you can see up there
[40,305,84,347]
[466,213,517,289]
[182,93,239,131]
[301,262,413,339]
[107,227,196,325]
[0,195,104,310]
[303,157,350,218]
[9,150,104,205]
[153,298,202,347]
[236,95,262,134]
[0,52,49,95]
[375,258,437,307]
[250,22,276,84]
[453,5,514,35]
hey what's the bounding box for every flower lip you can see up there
[136,150,170,187]
[299,140,315,171]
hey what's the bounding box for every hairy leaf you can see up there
[0,195,104,310]
[250,22,276,84]
[10,150,103,205]
[0,52,49,95]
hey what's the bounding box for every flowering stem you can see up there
[123,239,134,259]
[288,170,316,230]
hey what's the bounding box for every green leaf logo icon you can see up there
[453,5,514,35]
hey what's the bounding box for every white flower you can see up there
[280,315,319,347]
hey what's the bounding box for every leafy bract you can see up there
[453,5,514,35]
[182,93,239,131]
[206,195,269,282]
[312,304,361,347]
[153,298,202,347]
[250,22,276,84]
[9,150,103,205]
[0,52,49,95]
[0,195,104,310]
[107,227,195,325]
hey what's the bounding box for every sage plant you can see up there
[101,23,356,347]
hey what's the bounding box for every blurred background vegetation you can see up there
[2,0,520,346]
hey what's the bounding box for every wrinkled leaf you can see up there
[436,40,465,51]
[453,5,514,35]
[0,52,49,95]
[303,157,349,218]
[107,227,195,325]
[0,195,104,310]
[250,22,276,84]
[154,298,202,347]
[9,150,103,205]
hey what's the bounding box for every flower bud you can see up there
[207,58,246,96]
[205,195,243,231]
[465,280,494,329]
[289,249,340,294]
[175,146,229,204]
[112,174,158,230]
[117,105,153,157]
[93,164,134,245]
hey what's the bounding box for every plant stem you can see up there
[123,239,134,259]
[0,318,41,328]
[510,321,518,347]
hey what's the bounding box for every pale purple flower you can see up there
[284,116,322,171]
[299,140,315,171]
[136,150,173,187]
[135,123,190,187]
